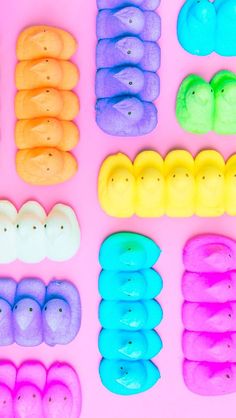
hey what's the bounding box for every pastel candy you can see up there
[16,148,78,186]
[211,71,236,135]
[195,151,225,217]
[43,363,81,418]
[0,278,17,306]
[45,204,80,262]
[99,359,160,395]
[98,153,135,217]
[99,268,163,300]
[165,150,195,217]
[215,0,236,56]
[182,271,236,303]
[16,202,46,263]
[97,0,160,11]
[15,278,46,306]
[176,75,214,134]
[99,232,161,271]
[99,329,162,360]
[183,360,236,395]
[97,8,161,41]
[134,151,164,217]
[15,88,79,120]
[177,0,216,56]
[0,279,16,345]
[96,96,157,136]
[16,59,79,90]
[0,201,17,263]
[14,362,46,418]
[96,37,160,72]
[226,155,236,215]
[183,234,236,272]
[43,280,81,346]
[183,302,236,332]
[177,0,236,57]
[17,26,77,60]
[99,300,163,330]
[15,119,79,151]
[0,362,16,418]
[13,278,45,346]
[0,201,80,263]
[183,331,236,362]
[96,67,160,101]
[13,296,42,347]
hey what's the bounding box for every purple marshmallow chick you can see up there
[0,278,17,306]
[13,278,45,346]
[42,280,81,346]
[97,7,160,42]
[13,298,43,346]
[96,66,160,101]
[97,37,160,71]
[97,0,160,11]
[97,36,144,69]
[97,7,145,39]
[0,299,13,346]
[97,8,161,42]
[0,278,17,346]
[96,96,157,136]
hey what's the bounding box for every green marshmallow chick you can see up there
[211,70,236,135]
[176,74,214,134]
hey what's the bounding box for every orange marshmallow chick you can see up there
[15,88,79,120]
[16,58,79,90]
[16,147,78,186]
[15,118,79,151]
[17,26,77,60]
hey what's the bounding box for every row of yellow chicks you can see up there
[98,150,236,218]
[15,26,79,185]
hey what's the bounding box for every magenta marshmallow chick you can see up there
[182,234,236,396]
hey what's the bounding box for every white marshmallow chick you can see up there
[16,201,47,263]
[0,201,17,263]
[45,204,80,261]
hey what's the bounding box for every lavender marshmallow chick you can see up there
[42,280,81,346]
[96,36,160,72]
[96,96,157,136]
[0,279,16,346]
[97,0,160,11]
[96,66,160,101]
[13,278,45,346]
[97,7,161,42]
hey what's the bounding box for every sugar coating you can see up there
[0,278,81,347]
[0,361,81,417]
[177,0,236,56]
[99,232,162,395]
[176,71,236,134]
[182,234,236,395]
[95,2,160,136]
[98,150,236,218]
[0,200,80,263]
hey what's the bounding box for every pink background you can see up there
[0,0,236,417]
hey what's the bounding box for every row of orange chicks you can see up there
[15,25,79,185]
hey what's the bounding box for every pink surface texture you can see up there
[0,0,236,417]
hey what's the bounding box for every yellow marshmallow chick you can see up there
[134,151,164,217]
[165,150,195,217]
[225,155,236,216]
[98,153,135,217]
[195,150,225,217]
